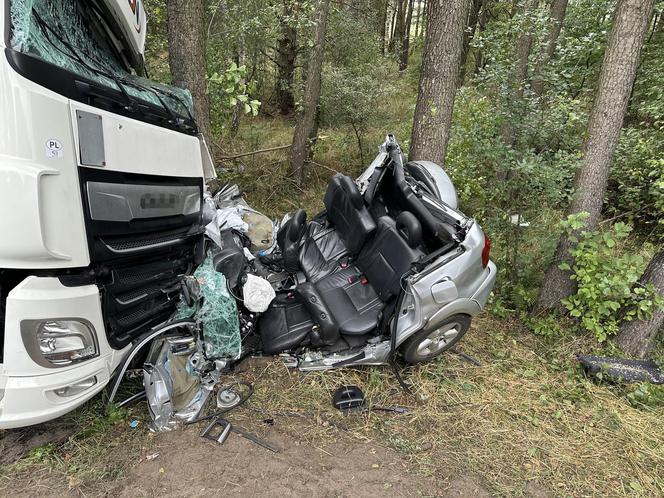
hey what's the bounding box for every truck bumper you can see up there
[0,276,129,429]
[0,357,114,429]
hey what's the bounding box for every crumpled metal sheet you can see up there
[143,335,218,431]
[176,252,242,360]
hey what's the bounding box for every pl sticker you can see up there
[45,139,64,159]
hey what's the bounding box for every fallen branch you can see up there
[219,144,292,161]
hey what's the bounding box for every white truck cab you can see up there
[0,0,212,428]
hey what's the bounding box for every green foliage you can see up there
[560,214,664,341]
[209,63,261,116]
[624,382,664,410]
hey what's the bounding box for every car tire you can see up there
[400,314,471,364]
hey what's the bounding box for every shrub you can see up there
[560,214,664,342]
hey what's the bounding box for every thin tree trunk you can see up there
[389,1,399,52]
[458,0,483,87]
[473,0,490,74]
[231,32,246,136]
[615,248,664,358]
[535,0,656,313]
[514,0,539,100]
[399,0,415,69]
[289,0,331,185]
[500,0,539,149]
[414,0,422,40]
[409,0,471,164]
[276,0,298,115]
[167,0,210,140]
[379,0,389,54]
[532,0,569,96]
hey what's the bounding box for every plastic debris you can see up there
[243,274,276,313]
[130,420,139,429]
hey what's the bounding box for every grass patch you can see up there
[1,321,661,496]
[232,316,664,496]
[0,388,155,492]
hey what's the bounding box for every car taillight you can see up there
[481,236,491,269]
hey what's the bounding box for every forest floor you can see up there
[1,316,662,497]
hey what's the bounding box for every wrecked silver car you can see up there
[109,135,496,430]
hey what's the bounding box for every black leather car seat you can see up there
[276,208,307,272]
[323,174,376,254]
[356,213,424,301]
[299,211,424,341]
[298,221,351,283]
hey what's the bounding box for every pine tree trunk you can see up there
[167,0,210,140]
[379,0,389,54]
[399,0,415,70]
[409,0,470,164]
[513,0,539,101]
[414,0,422,40]
[231,32,246,136]
[532,0,569,96]
[276,0,298,115]
[289,0,331,185]
[457,0,483,87]
[473,0,490,74]
[615,248,664,358]
[535,0,656,313]
[388,1,399,52]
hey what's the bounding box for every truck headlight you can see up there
[21,319,99,368]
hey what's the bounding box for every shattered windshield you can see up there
[9,0,194,121]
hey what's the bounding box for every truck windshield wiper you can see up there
[31,8,195,132]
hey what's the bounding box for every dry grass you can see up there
[231,316,664,497]
[1,317,662,496]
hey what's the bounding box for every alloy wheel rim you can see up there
[416,322,461,357]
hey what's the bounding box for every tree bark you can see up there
[414,0,422,40]
[388,1,399,52]
[531,0,569,96]
[458,0,483,87]
[167,0,210,140]
[615,248,664,358]
[473,0,490,74]
[409,0,470,164]
[535,0,656,313]
[513,0,539,100]
[289,0,331,185]
[231,32,246,136]
[276,0,299,115]
[378,0,389,54]
[399,0,415,69]
[500,0,539,148]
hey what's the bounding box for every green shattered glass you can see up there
[177,253,241,360]
[9,0,193,116]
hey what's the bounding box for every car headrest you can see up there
[339,175,363,209]
[288,209,307,242]
[396,211,422,248]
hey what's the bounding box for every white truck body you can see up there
[0,0,210,428]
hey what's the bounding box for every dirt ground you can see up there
[2,421,493,498]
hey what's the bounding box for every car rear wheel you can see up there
[401,314,471,364]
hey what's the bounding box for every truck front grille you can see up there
[76,167,204,349]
